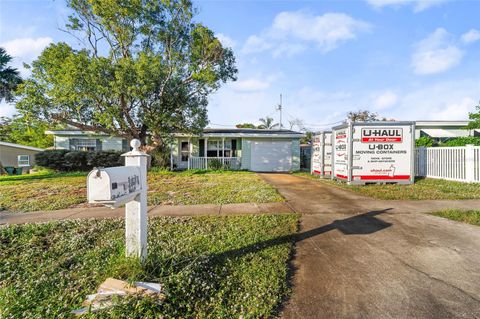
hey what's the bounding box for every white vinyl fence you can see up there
[188,157,241,170]
[415,144,480,183]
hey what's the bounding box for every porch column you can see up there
[222,137,225,166]
[204,137,208,169]
[187,137,191,170]
[170,142,173,171]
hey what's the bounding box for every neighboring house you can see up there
[415,120,478,142]
[0,141,44,172]
[45,130,128,152]
[171,128,303,172]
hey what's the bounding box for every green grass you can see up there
[431,209,480,226]
[0,214,299,318]
[295,172,480,200]
[0,170,283,213]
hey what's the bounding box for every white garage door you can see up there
[251,140,292,172]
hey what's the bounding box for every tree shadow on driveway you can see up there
[211,208,394,316]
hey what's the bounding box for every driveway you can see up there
[259,174,480,319]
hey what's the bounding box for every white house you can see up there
[45,129,128,152]
[415,120,477,142]
[171,128,303,172]
[0,141,44,173]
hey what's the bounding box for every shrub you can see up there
[442,137,480,146]
[415,136,435,147]
[35,150,123,171]
[208,158,223,170]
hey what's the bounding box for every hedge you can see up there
[35,150,124,171]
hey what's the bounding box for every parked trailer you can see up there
[332,121,415,185]
[311,131,332,177]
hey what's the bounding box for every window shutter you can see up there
[96,139,102,151]
[122,139,128,151]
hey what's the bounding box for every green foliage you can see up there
[432,209,480,226]
[208,158,223,170]
[235,123,256,128]
[0,47,22,103]
[415,136,435,147]
[347,110,388,122]
[0,215,299,318]
[467,101,480,129]
[35,150,123,171]
[442,137,480,146]
[0,115,54,149]
[15,0,237,146]
[258,116,279,129]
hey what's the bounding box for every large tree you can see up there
[0,48,22,103]
[0,115,55,149]
[16,0,237,147]
[468,100,480,129]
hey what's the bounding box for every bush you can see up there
[35,150,124,171]
[208,158,223,170]
[415,136,435,147]
[442,137,480,146]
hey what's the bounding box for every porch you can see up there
[171,136,242,170]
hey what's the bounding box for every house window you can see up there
[181,141,189,161]
[76,139,97,151]
[18,155,30,167]
[207,139,232,157]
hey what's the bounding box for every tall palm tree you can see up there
[0,47,22,103]
[258,116,279,129]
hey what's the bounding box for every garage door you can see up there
[251,140,292,172]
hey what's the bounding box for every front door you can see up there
[180,141,189,165]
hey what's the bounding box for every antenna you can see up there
[277,94,283,129]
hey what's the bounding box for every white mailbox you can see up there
[87,166,142,207]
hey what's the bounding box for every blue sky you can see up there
[1,0,480,131]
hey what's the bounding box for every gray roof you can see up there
[203,128,302,134]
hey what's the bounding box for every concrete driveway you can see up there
[259,174,480,319]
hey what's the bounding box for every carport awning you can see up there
[421,129,457,138]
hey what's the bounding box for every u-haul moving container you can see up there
[332,121,415,185]
[311,131,332,177]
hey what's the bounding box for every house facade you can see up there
[415,120,478,142]
[45,130,128,152]
[171,129,303,172]
[0,141,44,172]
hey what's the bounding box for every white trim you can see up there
[174,133,303,138]
[45,130,109,136]
[0,141,44,152]
[17,155,30,167]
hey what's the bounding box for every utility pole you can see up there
[277,94,283,129]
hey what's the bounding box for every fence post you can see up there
[418,147,426,177]
[466,144,475,182]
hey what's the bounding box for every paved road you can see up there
[259,174,480,319]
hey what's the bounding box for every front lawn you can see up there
[0,170,283,213]
[295,173,480,200]
[0,214,298,318]
[431,209,480,226]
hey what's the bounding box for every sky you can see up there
[1,0,480,131]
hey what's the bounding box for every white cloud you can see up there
[241,11,370,57]
[241,35,272,54]
[373,90,398,109]
[229,73,282,93]
[0,37,53,76]
[366,0,446,12]
[461,29,480,44]
[0,102,16,117]
[216,33,237,48]
[411,28,463,75]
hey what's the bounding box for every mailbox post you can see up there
[122,139,149,262]
[87,139,150,262]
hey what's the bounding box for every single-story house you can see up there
[415,120,478,142]
[0,141,44,173]
[171,128,303,172]
[45,129,128,152]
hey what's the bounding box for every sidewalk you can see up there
[0,202,295,225]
